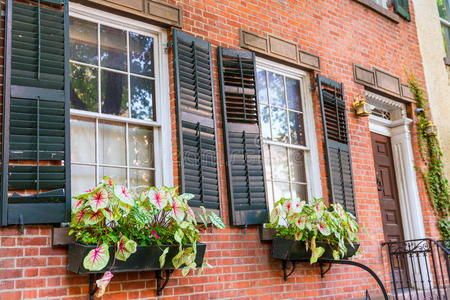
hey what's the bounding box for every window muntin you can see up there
[256,66,314,209]
[69,15,161,195]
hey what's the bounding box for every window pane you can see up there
[271,107,288,143]
[129,125,154,168]
[263,144,271,180]
[70,64,98,112]
[130,169,154,188]
[71,117,96,163]
[286,77,302,111]
[270,145,289,181]
[72,165,96,195]
[100,167,127,186]
[98,120,126,165]
[100,25,127,71]
[257,69,268,104]
[129,32,154,77]
[289,149,306,183]
[130,76,155,120]
[101,70,128,116]
[70,18,98,65]
[292,184,307,201]
[289,111,305,145]
[260,105,271,139]
[268,72,286,107]
[437,0,450,20]
[273,182,291,200]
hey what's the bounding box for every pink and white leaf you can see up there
[115,236,137,261]
[114,186,134,206]
[88,189,108,212]
[318,220,331,236]
[84,210,105,225]
[83,244,110,271]
[148,189,168,209]
[95,271,114,298]
[170,199,186,222]
[71,209,87,225]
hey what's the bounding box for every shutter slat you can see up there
[173,29,220,211]
[1,0,69,226]
[218,47,268,226]
[317,75,356,216]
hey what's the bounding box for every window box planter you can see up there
[68,242,207,274]
[271,237,359,261]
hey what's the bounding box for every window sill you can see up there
[352,0,400,23]
[444,57,450,66]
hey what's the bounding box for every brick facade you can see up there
[0,0,442,299]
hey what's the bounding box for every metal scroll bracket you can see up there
[156,269,174,296]
[280,258,388,300]
[88,273,101,300]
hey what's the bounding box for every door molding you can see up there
[367,91,425,241]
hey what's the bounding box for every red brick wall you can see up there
[0,0,442,299]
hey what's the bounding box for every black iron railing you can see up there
[382,238,450,300]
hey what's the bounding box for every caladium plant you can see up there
[69,177,225,293]
[267,197,360,263]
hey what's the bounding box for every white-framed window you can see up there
[256,58,322,211]
[438,0,450,56]
[69,4,172,195]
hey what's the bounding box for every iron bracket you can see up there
[156,269,174,296]
[319,261,332,278]
[281,260,297,281]
[88,273,101,300]
[279,258,388,300]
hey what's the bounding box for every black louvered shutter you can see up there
[317,75,356,216]
[173,29,220,212]
[1,0,70,225]
[394,0,411,21]
[218,47,267,226]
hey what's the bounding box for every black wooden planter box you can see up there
[271,237,359,261]
[68,242,207,274]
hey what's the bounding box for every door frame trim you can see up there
[367,92,426,241]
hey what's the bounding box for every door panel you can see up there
[371,132,407,287]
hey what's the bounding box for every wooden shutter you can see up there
[1,0,70,225]
[394,0,411,21]
[218,47,267,226]
[317,75,356,216]
[173,29,220,212]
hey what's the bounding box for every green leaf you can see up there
[174,229,184,245]
[198,212,208,228]
[172,249,187,269]
[310,246,325,264]
[83,244,110,271]
[159,247,169,268]
[332,250,340,260]
[209,211,225,229]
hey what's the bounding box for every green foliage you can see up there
[267,198,360,263]
[408,75,450,239]
[69,177,225,284]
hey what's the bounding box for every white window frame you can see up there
[69,3,173,188]
[256,57,322,211]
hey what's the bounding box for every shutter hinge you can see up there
[19,214,24,234]
[243,221,248,234]
[311,83,318,91]
[164,42,174,53]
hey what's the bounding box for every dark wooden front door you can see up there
[371,133,408,287]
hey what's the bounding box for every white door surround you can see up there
[366,91,426,241]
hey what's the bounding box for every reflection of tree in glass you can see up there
[130,33,154,76]
[131,77,154,120]
[100,26,127,71]
[101,68,128,117]
[268,72,286,107]
[69,17,98,64]
[70,64,98,112]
